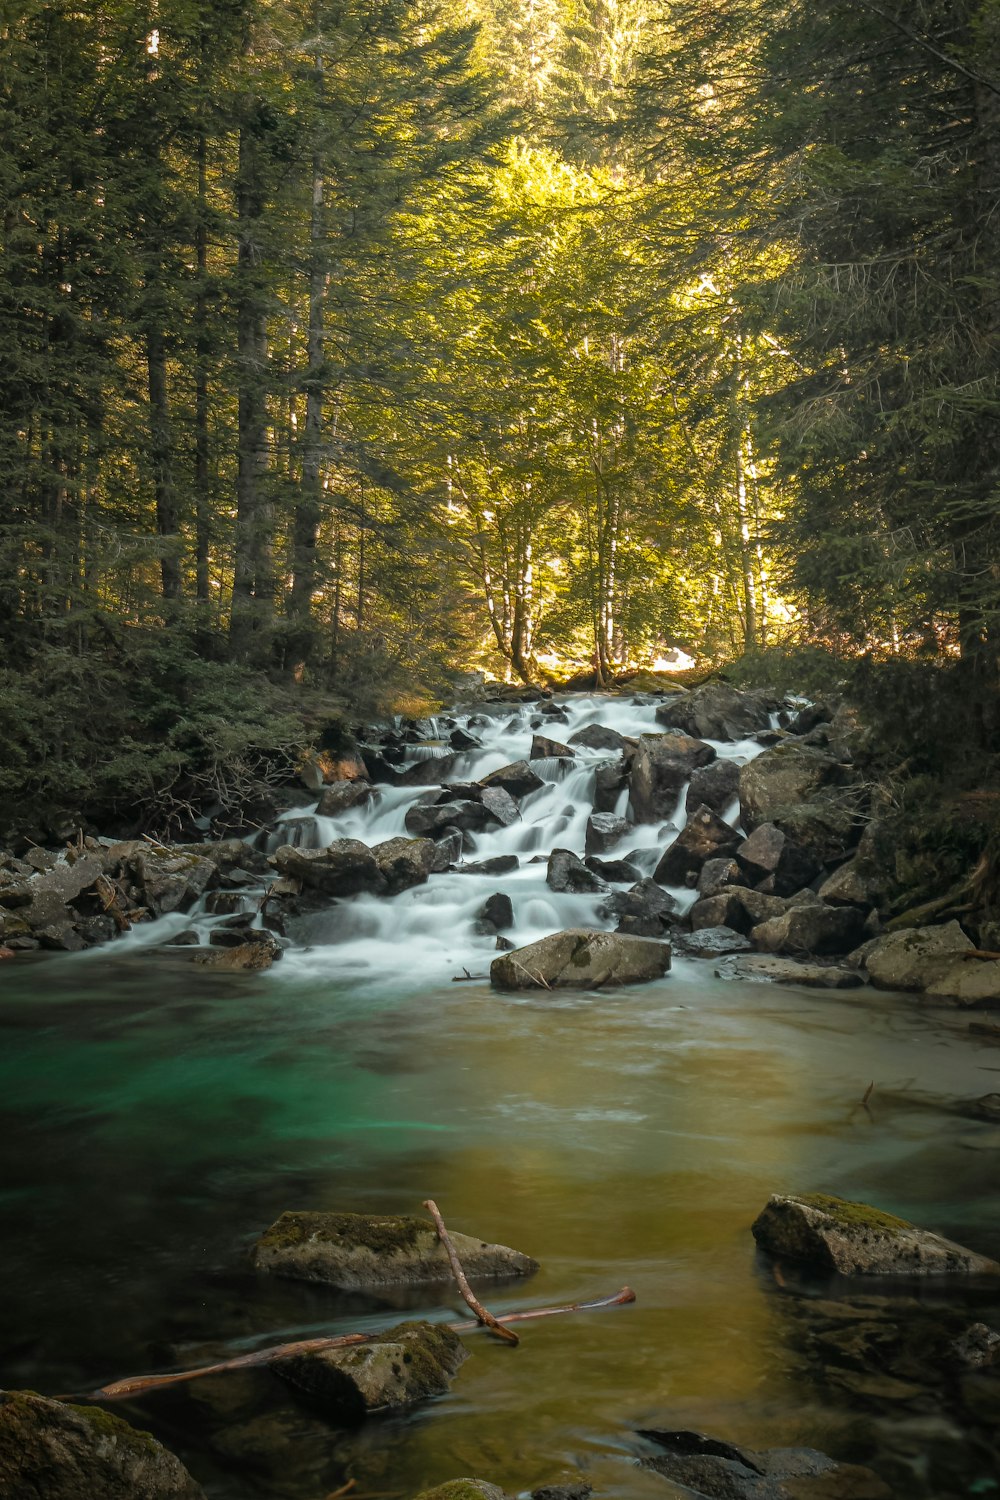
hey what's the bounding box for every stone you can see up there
[629,731,716,823]
[715,954,864,988]
[638,1429,890,1500]
[546,849,608,894]
[685,758,741,816]
[690,891,754,934]
[584,812,630,855]
[601,878,680,925]
[414,1484,507,1500]
[405,800,492,838]
[0,1389,204,1499]
[165,929,200,946]
[316,781,374,817]
[530,734,575,760]
[253,1210,538,1288]
[480,786,520,827]
[585,855,641,883]
[477,892,514,933]
[773,800,861,866]
[397,753,460,787]
[654,804,741,885]
[735,823,821,896]
[204,890,255,915]
[127,850,216,916]
[272,1319,467,1420]
[697,856,746,895]
[655,681,774,741]
[273,839,386,895]
[739,744,846,830]
[924,958,1000,1006]
[449,727,482,751]
[372,837,437,894]
[196,937,282,971]
[968,1093,1000,1122]
[818,856,886,909]
[429,832,464,871]
[35,921,87,952]
[568,723,628,752]
[479,761,545,799]
[751,904,867,957]
[593,760,629,813]
[751,1192,1000,1276]
[676,925,752,958]
[950,1322,1000,1368]
[457,855,520,876]
[491,928,670,990]
[863,921,974,991]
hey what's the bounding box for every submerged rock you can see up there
[272,1319,467,1421]
[637,1427,890,1500]
[0,1389,205,1499]
[714,955,863,988]
[253,1210,538,1288]
[491,928,670,989]
[751,1192,1000,1277]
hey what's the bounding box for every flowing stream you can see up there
[2,692,999,1498]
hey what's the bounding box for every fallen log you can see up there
[423,1198,518,1345]
[83,1287,635,1402]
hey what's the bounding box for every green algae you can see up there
[798,1193,911,1235]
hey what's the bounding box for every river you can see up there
[2,692,998,1498]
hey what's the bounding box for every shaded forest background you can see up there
[2,0,1000,835]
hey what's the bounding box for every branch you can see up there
[423,1200,519,1345]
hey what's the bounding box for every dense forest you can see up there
[2,0,999,833]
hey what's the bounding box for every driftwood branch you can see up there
[964,949,1000,961]
[423,1199,519,1345]
[83,1287,635,1402]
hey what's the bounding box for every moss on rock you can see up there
[797,1194,910,1236]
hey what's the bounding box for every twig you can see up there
[423,1200,519,1345]
[510,957,551,989]
[95,874,131,933]
[451,972,487,982]
[82,1288,635,1401]
[862,1081,874,1106]
[324,1482,356,1499]
[964,949,1000,961]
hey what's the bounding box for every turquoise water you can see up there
[2,946,999,1497]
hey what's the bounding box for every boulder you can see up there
[196,936,282,971]
[685,758,741,816]
[690,891,755,934]
[0,1389,204,1499]
[568,723,628,752]
[479,786,520,826]
[372,837,437,894]
[751,904,867,957]
[924,958,1000,1006]
[272,1319,467,1420]
[751,1192,1000,1276]
[316,781,374,818]
[458,855,519,876]
[697,856,745,898]
[405,800,492,838]
[630,732,716,823]
[770,800,860,866]
[739,744,845,830]
[429,832,464,871]
[735,823,821,896]
[476,892,514,933]
[676,926,752,958]
[600,878,679,928]
[397,753,460,787]
[817,855,887,909]
[655,681,774,741]
[273,839,386,895]
[546,849,608,894]
[654,805,741,885]
[414,1484,507,1500]
[479,761,544,799]
[253,1210,538,1287]
[863,920,974,991]
[638,1428,889,1500]
[127,849,216,916]
[585,855,641,883]
[491,928,670,990]
[530,734,575,760]
[951,1322,1000,1368]
[584,812,630,855]
[715,955,864,988]
[449,727,482,751]
[592,760,629,813]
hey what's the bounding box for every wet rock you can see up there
[697,857,745,898]
[739,744,846,830]
[950,1323,1000,1368]
[197,936,282,970]
[372,837,437,893]
[273,839,386,895]
[592,759,629,813]
[715,954,864,988]
[0,1389,205,1499]
[449,727,482,751]
[676,925,752,958]
[431,782,485,803]
[532,1484,592,1500]
[491,928,670,989]
[479,761,545,799]
[477,892,514,933]
[585,855,641,883]
[751,903,867,957]
[735,823,821,896]
[638,1428,889,1500]
[429,832,464,871]
[458,855,520,876]
[601,878,679,927]
[751,1192,1000,1276]
[316,780,374,817]
[36,921,87,952]
[405,800,492,839]
[480,786,520,827]
[584,812,630,855]
[863,920,974,991]
[204,890,255,915]
[397,753,461,787]
[272,1319,467,1421]
[127,849,217,916]
[165,929,200,946]
[495,935,515,951]
[413,1483,507,1500]
[685,758,741,816]
[253,1210,538,1287]
[655,804,741,885]
[568,723,628,752]
[631,733,717,824]
[547,848,608,894]
[924,958,1000,1006]
[655,681,774,741]
[530,734,575,760]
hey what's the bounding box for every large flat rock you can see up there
[491,928,670,990]
[253,1210,538,1288]
[752,1192,1000,1277]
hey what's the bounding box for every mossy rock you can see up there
[0,1389,204,1499]
[253,1210,538,1288]
[412,1482,507,1500]
[273,1321,468,1422]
